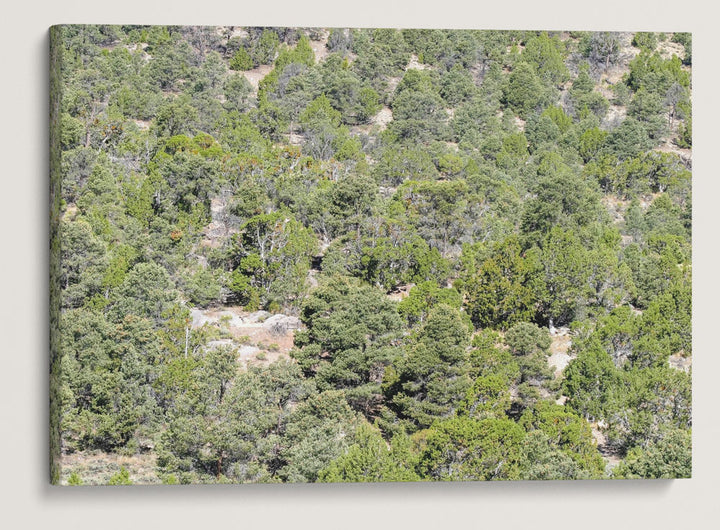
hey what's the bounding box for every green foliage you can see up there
[330,173,378,236]
[564,310,691,455]
[229,47,253,71]
[277,389,359,482]
[467,330,520,383]
[110,262,178,323]
[519,402,605,477]
[632,32,657,52]
[107,466,133,485]
[292,276,403,415]
[626,51,689,94]
[541,105,572,133]
[350,28,409,85]
[605,366,691,450]
[581,32,621,71]
[360,232,450,292]
[385,304,472,430]
[463,236,541,329]
[628,88,668,141]
[230,212,317,308]
[677,117,691,148]
[185,268,222,307]
[300,94,342,128]
[373,146,438,186]
[460,374,512,420]
[157,360,320,483]
[503,62,552,117]
[60,219,108,308]
[578,127,608,163]
[57,25,691,484]
[319,59,380,125]
[417,417,526,480]
[562,341,621,421]
[67,472,84,485]
[440,66,476,106]
[252,29,280,66]
[592,151,690,196]
[223,75,254,114]
[671,32,692,65]
[397,281,462,327]
[614,429,691,479]
[396,179,482,257]
[504,322,553,388]
[521,160,604,246]
[505,321,551,356]
[390,70,448,142]
[520,32,569,87]
[519,430,592,480]
[60,306,166,453]
[293,35,316,66]
[569,64,609,119]
[537,227,595,325]
[319,422,420,482]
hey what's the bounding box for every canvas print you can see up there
[49,25,692,485]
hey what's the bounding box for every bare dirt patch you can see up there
[370,106,394,131]
[547,329,574,379]
[309,30,330,63]
[657,137,692,167]
[215,26,249,40]
[387,283,414,302]
[307,268,319,289]
[669,352,692,373]
[62,204,78,221]
[602,195,629,225]
[406,54,430,71]
[286,132,305,145]
[600,33,639,84]
[590,423,623,471]
[240,64,274,93]
[596,81,615,102]
[639,191,662,210]
[190,307,300,367]
[386,76,402,94]
[657,39,685,60]
[444,141,460,152]
[199,195,239,248]
[133,119,151,130]
[61,451,159,485]
[602,104,627,129]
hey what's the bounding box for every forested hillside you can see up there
[52,25,691,484]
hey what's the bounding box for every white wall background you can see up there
[1,2,717,528]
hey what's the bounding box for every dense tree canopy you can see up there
[54,26,691,485]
